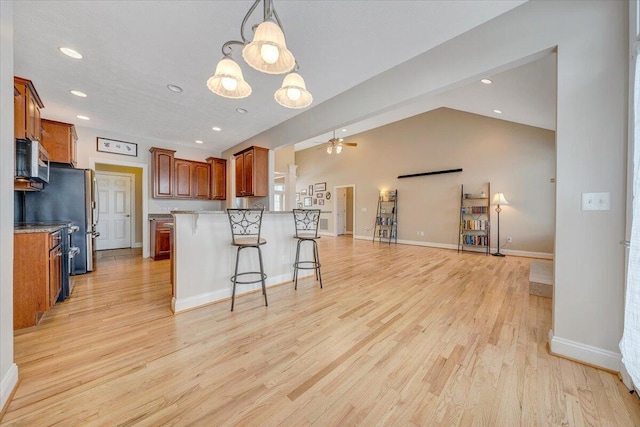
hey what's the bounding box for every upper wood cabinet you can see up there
[41,119,78,167]
[150,147,176,198]
[14,76,44,141]
[207,157,227,200]
[150,147,219,200]
[234,146,268,197]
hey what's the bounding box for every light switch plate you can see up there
[582,192,610,211]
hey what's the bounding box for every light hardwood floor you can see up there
[3,237,640,425]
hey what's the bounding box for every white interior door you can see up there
[336,187,347,235]
[96,173,132,250]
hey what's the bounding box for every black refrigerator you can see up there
[24,166,98,274]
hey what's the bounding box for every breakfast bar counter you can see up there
[171,210,320,313]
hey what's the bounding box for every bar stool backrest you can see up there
[227,209,264,245]
[293,209,321,239]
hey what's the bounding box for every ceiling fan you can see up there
[316,130,357,154]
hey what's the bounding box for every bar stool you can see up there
[227,209,268,311]
[292,209,323,290]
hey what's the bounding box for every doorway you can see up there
[91,158,148,258]
[95,171,133,250]
[334,185,355,237]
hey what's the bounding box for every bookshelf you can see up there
[458,183,490,254]
[373,190,398,245]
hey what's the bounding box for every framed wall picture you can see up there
[304,197,312,207]
[301,189,307,195]
[97,137,138,157]
[314,182,326,192]
[296,193,300,201]
[317,192,323,199]
[319,199,325,205]
[326,192,331,200]
[313,198,318,205]
[297,202,302,208]
[308,185,313,196]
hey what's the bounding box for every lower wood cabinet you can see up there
[14,229,62,330]
[150,218,173,260]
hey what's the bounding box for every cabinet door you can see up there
[151,149,175,198]
[26,92,38,140]
[174,159,193,198]
[235,154,245,197]
[243,150,254,196]
[14,84,26,139]
[210,158,226,200]
[48,245,62,308]
[156,229,172,259]
[192,162,210,199]
[41,120,75,165]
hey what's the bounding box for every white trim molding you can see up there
[0,363,18,413]
[549,330,621,372]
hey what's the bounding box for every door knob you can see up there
[124,214,130,217]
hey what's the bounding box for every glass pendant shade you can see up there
[274,72,312,109]
[326,145,332,154]
[242,21,295,74]
[207,57,252,99]
[336,143,343,154]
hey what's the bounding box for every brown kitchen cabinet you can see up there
[14,229,62,330]
[41,119,78,166]
[14,76,44,141]
[150,218,173,260]
[150,147,176,198]
[234,146,268,197]
[207,157,227,200]
[174,160,210,199]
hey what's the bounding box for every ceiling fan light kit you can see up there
[323,130,356,154]
[208,0,312,109]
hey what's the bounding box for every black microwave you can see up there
[15,138,49,183]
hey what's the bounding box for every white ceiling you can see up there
[12,1,530,154]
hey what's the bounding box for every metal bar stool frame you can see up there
[292,209,323,290]
[227,208,268,311]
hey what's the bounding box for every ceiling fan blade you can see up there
[343,142,357,147]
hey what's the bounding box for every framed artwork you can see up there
[319,199,325,205]
[97,137,138,157]
[317,193,323,199]
[295,193,300,201]
[301,189,307,195]
[313,198,318,205]
[308,185,314,196]
[314,182,326,192]
[297,202,302,208]
[325,192,332,200]
[304,197,312,207]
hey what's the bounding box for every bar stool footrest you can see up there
[293,261,321,270]
[230,271,268,285]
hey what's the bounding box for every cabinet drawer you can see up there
[49,230,62,249]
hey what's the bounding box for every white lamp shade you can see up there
[274,72,312,109]
[207,57,252,99]
[242,20,295,74]
[492,193,509,205]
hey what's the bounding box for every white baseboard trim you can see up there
[132,242,143,248]
[172,271,313,313]
[353,235,553,259]
[1,363,18,413]
[319,231,337,237]
[549,330,621,371]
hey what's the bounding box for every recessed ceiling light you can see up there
[236,108,248,114]
[341,128,347,132]
[481,78,493,85]
[167,84,183,93]
[59,47,83,59]
[195,140,203,144]
[70,90,87,97]
[76,115,90,120]
[493,109,502,114]
[212,126,221,132]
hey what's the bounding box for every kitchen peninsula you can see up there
[171,210,321,313]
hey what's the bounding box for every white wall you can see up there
[229,1,629,370]
[0,0,18,412]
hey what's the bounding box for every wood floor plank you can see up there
[2,237,639,425]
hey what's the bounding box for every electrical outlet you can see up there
[506,236,512,243]
[420,231,425,236]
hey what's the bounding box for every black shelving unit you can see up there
[458,183,490,254]
[373,190,398,245]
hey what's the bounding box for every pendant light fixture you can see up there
[207,0,312,108]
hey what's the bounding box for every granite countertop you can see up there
[149,213,174,220]
[14,222,68,234]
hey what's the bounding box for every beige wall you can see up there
[296,108,556,254]
[95,164,143,244]
[274,144,295,173]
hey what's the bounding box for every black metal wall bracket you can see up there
[397,168,463,179]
